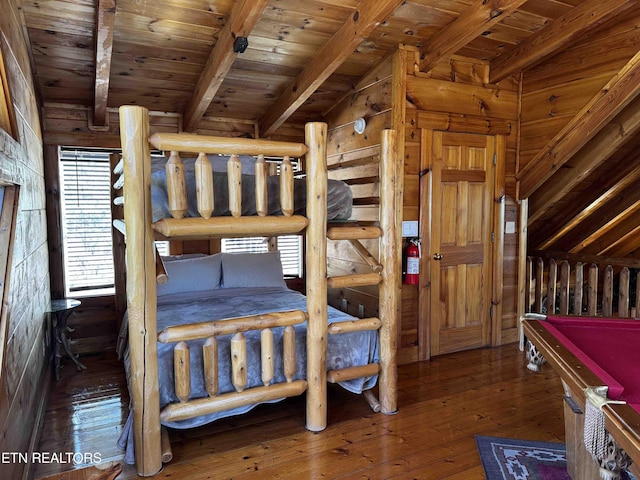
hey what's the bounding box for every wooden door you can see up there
[427,131,496,356]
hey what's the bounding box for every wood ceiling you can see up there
[17,0,640,258]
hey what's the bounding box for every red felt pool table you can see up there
[521,314,640,480]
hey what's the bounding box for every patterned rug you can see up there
[476,436,569,480]
[476,435,637,480]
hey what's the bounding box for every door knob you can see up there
[433,253,443,260]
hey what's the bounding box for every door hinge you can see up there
[493,153,497,165]
[491,231,495,243]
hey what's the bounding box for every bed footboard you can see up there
[158,309,308,423]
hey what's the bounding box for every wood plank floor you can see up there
[34,344,566,479]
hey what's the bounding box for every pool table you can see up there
[521,314,640,480]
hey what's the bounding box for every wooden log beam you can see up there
[327,272,382,289]
[259,0,403,137]
[160,381,308,423]
[149,132,307,158]
[528,144,640,250]
[490,0,636,83]
[152,216,309,240]
[93,0,116,126]
[517,50,640,199]
[528,94,640,226]
[183,0,269,132]
[120,106,162,476]
[158,309,306,343]
[327,364,380,384]
[328,318,381,335]
[305,122,328,432]
[419,0,528,74]
[378,129,399,414]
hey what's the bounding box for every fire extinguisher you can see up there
[404,238,420,285]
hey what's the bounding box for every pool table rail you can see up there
[521,315,640,477]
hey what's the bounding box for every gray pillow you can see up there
[157,254,222,296]
[221,251,286,288]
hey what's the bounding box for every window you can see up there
[222,235,303,277]
[59,150,115,296]
[0,185,18,372]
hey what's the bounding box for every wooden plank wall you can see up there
[323,54,394,349]
[0,1,51,478]
[519,11,640,171]
[325,45,522,364]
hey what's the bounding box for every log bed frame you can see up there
[116,106,400,476]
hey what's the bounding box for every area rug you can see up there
[476,435,570,480]
[476,435,637,480]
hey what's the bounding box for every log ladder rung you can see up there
[327,273,381,289]
[327,226,382,240]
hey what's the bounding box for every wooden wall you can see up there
[519,12,640,170]
[0,1,51,478]
[323,52,394,345]
[325,46,523,363]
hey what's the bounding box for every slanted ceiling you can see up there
[18,0,640,258]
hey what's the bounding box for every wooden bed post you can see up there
[120,106,163,476]
[379,129,399,413]
[305,122,328,431]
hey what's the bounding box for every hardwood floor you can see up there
[34,344,565,479]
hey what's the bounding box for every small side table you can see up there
[47,298,87,380]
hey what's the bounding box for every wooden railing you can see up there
[525,251,640,318]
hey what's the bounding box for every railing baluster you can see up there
[559,260,570,315]
[603,265,614,317]
[587,264,598,316]
[195,152,214,219]
[574,262,583,315]
[174,341,190,402]
[231,332,247,392]
[166,151,187,218]
[280,155,294,216]
[228,154,242,217]
[203,337,218,396]
[619,267,630,317]
[547,259,557,315]
[261,328,274,386]
[255,154,268,217]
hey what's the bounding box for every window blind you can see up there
[60,151,115,295]
[221,235,302,277]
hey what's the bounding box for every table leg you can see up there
[59,326,87,371]
[525,339,547,371]
[53,310,87,377]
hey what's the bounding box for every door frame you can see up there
[417,126,506,361]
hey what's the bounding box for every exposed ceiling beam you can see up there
[528,152,640,251]
[183,0,269,132]
[490,0,637,84]
[259,0,403,138]
[527,94,640,226]
[93,0,116,127]
[540,167,640,252]
[604,222,640,257]
[517,49,640,199]
[418,0,528,74]
[574,201,640,256]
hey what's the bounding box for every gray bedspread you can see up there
[118,286,378,463]
[151,157,353,222]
